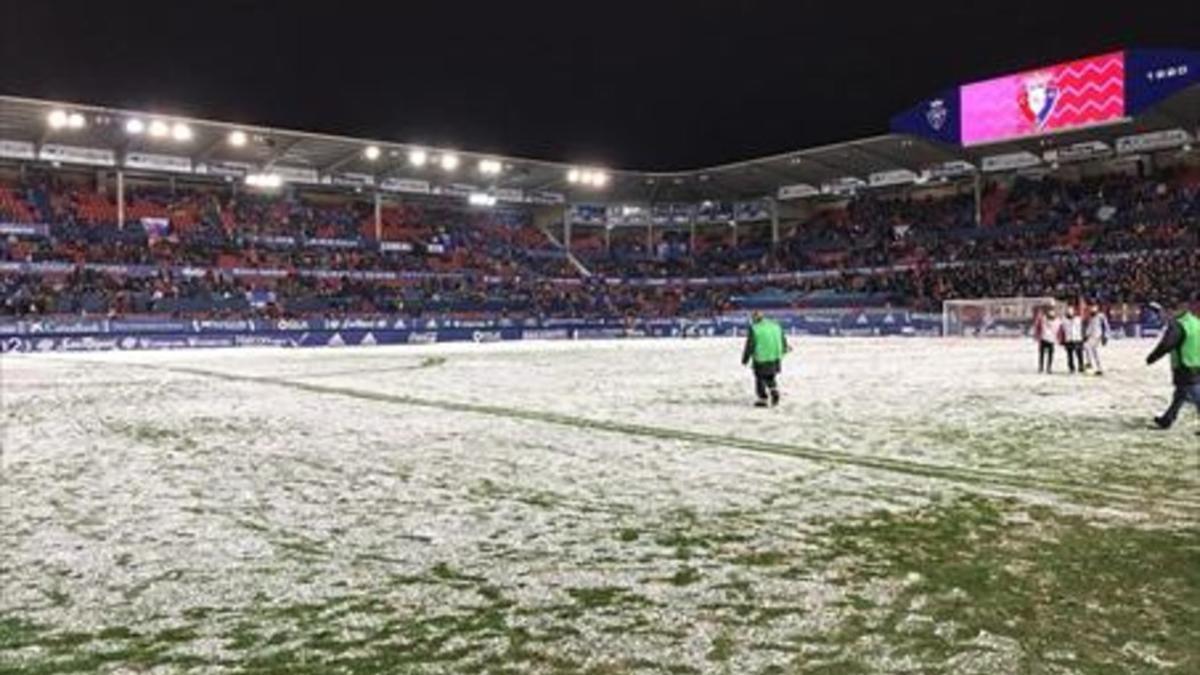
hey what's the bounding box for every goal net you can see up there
[942,297,1059,337]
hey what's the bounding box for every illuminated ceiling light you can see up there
[245,173,283,189]
[408,148,427,167]
[125,118,146,135]
[567,168,581,184]
[364,145,381,161]
[148,120,170,138]
[47,109,69,129]
[67,113,86,129]
[171,122,193,142]
[228,130,248,147]
[479,158,502,175]
[592,171,610,188]
[440,153,460,171]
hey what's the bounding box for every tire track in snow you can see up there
[84,360,1200,512]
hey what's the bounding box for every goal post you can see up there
[942,297,1059,337]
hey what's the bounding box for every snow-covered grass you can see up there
[1,337,1196,674]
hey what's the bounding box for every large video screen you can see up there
[961,52,1126,146]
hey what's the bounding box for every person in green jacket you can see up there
[1147,296,1200,432]
[741,311,791,408]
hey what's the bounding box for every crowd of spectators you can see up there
[1,171,565,277]
[1,163,1197,320]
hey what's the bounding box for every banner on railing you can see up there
[0,309,1157,354]
[0,140,36,160]
[379,241,415,252]
[380,178,431,194]
[141,217,170,241]
[777,183,820,200]
[1115,129,1191,154]
[39,144,116,167]
[126,152,192,173]
[982,151,1041,173]
[0,222,50,237]
[305,237,359,249]
[272,165,320,184]
[194,161,252,178]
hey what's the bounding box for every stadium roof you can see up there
[0,87,1197,204]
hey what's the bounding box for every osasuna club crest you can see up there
[1018,72,1059,129]
[925,99,948,131]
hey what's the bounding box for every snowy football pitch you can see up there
[1,338,1197,674]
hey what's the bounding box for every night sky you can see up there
[2,1,1195,170]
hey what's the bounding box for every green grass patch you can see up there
[815,494,1200,672]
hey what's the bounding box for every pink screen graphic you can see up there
[961,52,1125,146]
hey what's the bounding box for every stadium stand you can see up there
[2,158,1197,319]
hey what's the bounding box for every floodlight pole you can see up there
[373,191,382,241]
[973,172,982,226]
[116,170,125,230]
[770,198,780,246]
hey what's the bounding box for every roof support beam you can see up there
[192,135,230,165]
[918,139,977,166]
[848,142,924,174]
[790,154,860,183]
[322,148,366,175]
[262,137,303,169]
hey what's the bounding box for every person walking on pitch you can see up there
[1146,297,1200,432]
[1063,305,1085,374]
[1084,303,1110,375]
[742,311,790,408]
[1035,307,1062,374]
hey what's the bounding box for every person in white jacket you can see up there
[1036,308,1063,374]
[1084,303,1111,375]
[1063,306,1086,374]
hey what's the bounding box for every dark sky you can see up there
[1,1,1195,170]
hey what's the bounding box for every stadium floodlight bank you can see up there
[942,298,1058,338]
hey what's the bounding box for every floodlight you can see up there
[67,113,86,129]
[47,110,69,129]
[228,130,247,147]
[479,158,502,175]
[148,120,170,138]
[364,145,381,161]
[125,118,146,135]
[408,149,428,167]
[171,123,193,142]
[440,153,460,171]
[593,171,610,188]
[567,169,581,184]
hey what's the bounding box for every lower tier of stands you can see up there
[3,247,1196,319]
